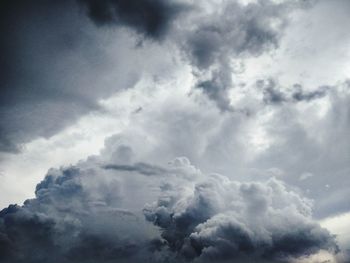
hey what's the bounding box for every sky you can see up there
[0,0,350,262]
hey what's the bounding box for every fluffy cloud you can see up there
[0,154,339,262]
[144,173,338,262]
[0,164,157,263]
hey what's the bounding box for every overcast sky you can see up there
[0,0,350,262]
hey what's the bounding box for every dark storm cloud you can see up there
[0,0,140,153]
[0,156,340,262]
[183,1,284,70]
[78,0,187,39]
[0,0,312,153]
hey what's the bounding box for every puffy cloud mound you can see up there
[144,174,339,262]
[0,165,157,263]
[0,155,339,262]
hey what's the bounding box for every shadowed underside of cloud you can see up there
[103,162,168,176]
[0,0,141,153]
[0,157,339,263]
[78,0,187,39]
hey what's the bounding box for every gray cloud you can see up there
[78,0,187,40]
[0,155,340,262]
[253,80,350,218]
[144,174,338,262]
[103,162,168,176]
[291,84,329,102]
[0,0,143,153]
[0,0,316,153]
[257,79,329,105]
[0,164,158,263]
[178,0,307,111]
[1,1,349,262]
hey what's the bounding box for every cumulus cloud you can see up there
[144,172,338,262]
[0,164,157,263]
[0,154,339,262]
[1,1,350,262]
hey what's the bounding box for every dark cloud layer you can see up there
[78,0,186,39]
[0,158,339,262]
[0,0,140,153]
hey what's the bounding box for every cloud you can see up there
[0,164,158,263]
[103,162,168,176]
[0,0,138,153]
[258,79,329,105]
[144,172,338,262]
[78,0,187,40]
[0,1,349,261]
[0,0,318,153]
[176,0,308,111]
[0,0,181,154]
[0,153,339,262]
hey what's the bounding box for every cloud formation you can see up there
[0,0,139,153]
[1,0,350,262]
[177,0,307,111]
[144,173,338,262]
[0,0,179,153]
[0,154,338,262]
[0,0,315,152]
[78,0,187,39]
[257,79,330,105]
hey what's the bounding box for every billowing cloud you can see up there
[144,173,338,262]
[0,164,157,263]
[1,0,350,262]
[1,152,337,262]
